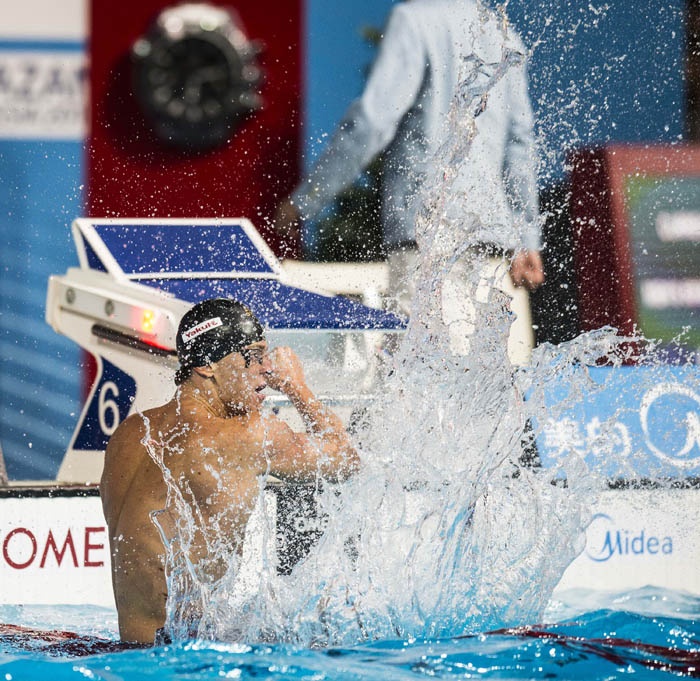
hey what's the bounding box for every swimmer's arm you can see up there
[264,346,359,481]
[265,346,353,446]
[264,416,359,484]
[100,415,146,532]
[284,385,361,478]
[286,381,348,442]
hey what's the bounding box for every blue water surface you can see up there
[1,588,698,680]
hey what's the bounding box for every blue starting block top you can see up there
[86,221,277,277]
[73,219,406,331]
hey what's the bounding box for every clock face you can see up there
[132,12,262,150]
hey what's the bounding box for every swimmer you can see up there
[100,298,359,644]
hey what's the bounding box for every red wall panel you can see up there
[87,1,303,256]
[570,144,700,338]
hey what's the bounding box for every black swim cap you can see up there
[175,298,264,385]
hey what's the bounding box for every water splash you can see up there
[148,8,697,648]
[152,28,574,648]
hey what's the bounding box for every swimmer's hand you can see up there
[509,249,545,291]
[264,346,307,397]
[265,347,360,480]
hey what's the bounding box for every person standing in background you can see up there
[275,0,544,364]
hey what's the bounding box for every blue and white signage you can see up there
[554,488,700,595]
[0,47,86,140]
[535,364,700,479]
[71,358,136,452]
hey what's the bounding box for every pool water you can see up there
[1,587,698,679]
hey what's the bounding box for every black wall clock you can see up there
[132,3,263,150]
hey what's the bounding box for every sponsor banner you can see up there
[2,488,698,607]
[535,365,700,478]
[0,49,86,139]
[556,489,700,595]
[0,496,114,607]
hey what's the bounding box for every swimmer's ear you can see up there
[193,365,214,379]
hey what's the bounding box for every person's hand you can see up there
[509,249,544,291]
[264,346,306,396]
[272,198,302,255]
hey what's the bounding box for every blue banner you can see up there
[534,364,700,479]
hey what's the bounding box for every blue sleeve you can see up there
[292,6,426,221]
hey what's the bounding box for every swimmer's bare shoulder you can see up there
[100,404,170,527]
[178,411,270,507]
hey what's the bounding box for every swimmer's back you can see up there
[100,405,174,643]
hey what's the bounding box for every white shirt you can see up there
[293,0,541,252]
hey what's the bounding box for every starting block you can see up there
[46,218,406,483]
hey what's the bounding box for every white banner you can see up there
[1,488,698,608]
[556,489,700,595]
[0,496,114,607]
[0,51,86,139]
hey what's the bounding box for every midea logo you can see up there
[585,513,673,562]
[640,383,700,468]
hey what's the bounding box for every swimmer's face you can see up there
[209,340,270,414]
